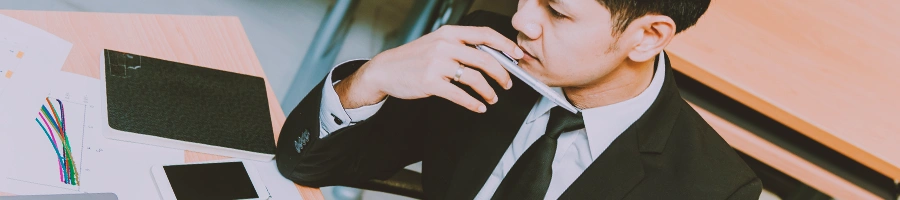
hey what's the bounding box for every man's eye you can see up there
[548,7,567,19]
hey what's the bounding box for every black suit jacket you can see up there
[276,11,761,199]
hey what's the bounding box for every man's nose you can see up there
[511,1,543,39]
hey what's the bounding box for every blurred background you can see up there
[3,0,898,199]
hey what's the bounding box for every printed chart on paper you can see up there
[6,78,104,193]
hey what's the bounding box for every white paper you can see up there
[77,137,184,200]
[0,14,72,192]
[248,160,304,200]
[0,71,184,199]
[0,14,72,95]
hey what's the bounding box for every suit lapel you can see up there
[558,127,645,199]
[444,77,540,199]
[559,53,684,199]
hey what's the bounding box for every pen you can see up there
[476,45,580,114]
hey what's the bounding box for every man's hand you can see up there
[335,25,524,113]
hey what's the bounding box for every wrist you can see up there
[334,65,387,109]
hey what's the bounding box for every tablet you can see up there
[151,160,268,200]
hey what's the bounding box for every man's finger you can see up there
[447,26,524,59]
[445,45,512,89]
[432,83,487,113]
[455,67,498,104]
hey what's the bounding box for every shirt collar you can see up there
[525,51,668,160]
[524,88,562,124]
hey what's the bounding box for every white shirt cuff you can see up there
[319,59,386,138]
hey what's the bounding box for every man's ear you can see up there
[626,15,676,62]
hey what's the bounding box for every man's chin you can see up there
[542,79,567,87]
[519,60,543,74]
[519,62,559,86]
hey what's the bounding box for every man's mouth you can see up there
[519,45,539,62]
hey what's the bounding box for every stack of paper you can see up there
[0,71,185,199]
[0,13,72,194]
[0,14,187,199]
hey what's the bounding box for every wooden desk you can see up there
[666,0,900,179]
[688,102,880,200]
[0,10,323,199]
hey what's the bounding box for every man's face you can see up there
[512,0,630,87]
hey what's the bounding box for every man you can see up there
[277,0,761,199]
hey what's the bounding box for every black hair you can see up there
[598,0,711,34]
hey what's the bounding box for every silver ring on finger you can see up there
[453,64,465,82]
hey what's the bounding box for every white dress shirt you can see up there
[318,52,667,199]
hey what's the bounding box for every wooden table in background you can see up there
[666,0,900,180]
[689,103,880,199]
[0,10,323,199]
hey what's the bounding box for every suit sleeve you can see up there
[275,10,517,188]
[319,59,387,138]
[275,60,428,187]
[726,178,763,200]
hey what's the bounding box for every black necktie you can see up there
[492,107,585,200]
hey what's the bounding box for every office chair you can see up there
[283,0,475,113]
[342,168,425,199]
